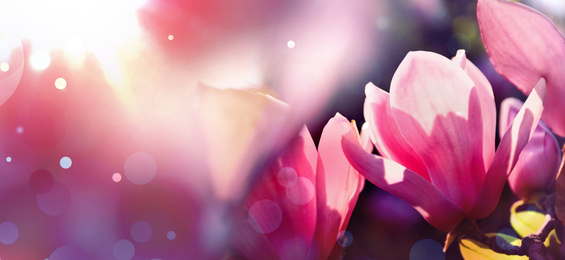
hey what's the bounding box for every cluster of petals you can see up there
[232,113,369,259]
[342,50,545,232]
[477,0,565,136]
[499,98,561,200]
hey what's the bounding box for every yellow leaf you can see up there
[459,233,527,260]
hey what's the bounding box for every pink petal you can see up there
[341,137,466,232]
[477,0,565,136]
[233,127,318,260]
[508,126,561,199]
[468,78,546,219]
[364,83,429,180]
[310,113,364,259]
[500,98,561,200]
[498,97,523,138]
[390,51,488,212]
[452,50,496,171]
[359,122,373,153]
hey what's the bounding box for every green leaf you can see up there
[459,233,527,260]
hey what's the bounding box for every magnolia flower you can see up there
[232,113,368,260]
[499,97,561,200]
[342,50,545,232]
[477,0,565,136]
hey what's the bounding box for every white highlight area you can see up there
[0,0,146,52]
[30,51,51,71]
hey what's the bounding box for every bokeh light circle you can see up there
[113,239,135,260]
[5,156,11,162]
[36,181,71,216]
[0,222,19,245]
[124,152,157,185]
[55,78,67,90]
[60,156,72,169]
[496,228,518,250]
[0,36,24,106]
[29,169,54,194]
[130,221,152,243]
[167,231,176,240]
[277,167,298,188]
[112,173,122,182]
[49,245,91,260]
[286,177,315,205]
[17,100,66,149]
[409,239,445,260]
[336,230,353,247]
[287,40,295,48]
[248,199,282,234]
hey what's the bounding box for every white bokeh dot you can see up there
[287,40,295,48]
[54,78,67,90]
[130,221,152,243]
[168,35,174,40]
[286,177,315,205]
[60,156,72,169]
[277,167,298,188]
[113,239,135,260]
[112,173,122,183]
[0,62,9,72]
[248,200,282,234]
[124,152,157,185]
[167,231,176,240]
[0,222,19,245]
[6,157,11,163]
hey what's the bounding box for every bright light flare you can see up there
[30,51,51,70]
[0,0,146,52]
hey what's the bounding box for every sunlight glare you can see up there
[30,51,51,71]
[0,0,146,53]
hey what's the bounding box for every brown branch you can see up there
[456,212,557,260]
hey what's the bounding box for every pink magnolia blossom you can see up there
[499,97,561,200]
[232,113,368,260]
[342,50,546,232]
[477,0,565,136]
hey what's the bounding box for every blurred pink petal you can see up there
[232,126,318,260]
[477,0,565,136]
[233,114,364,259]
[500,97,560,200]
[194,85,294,201]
